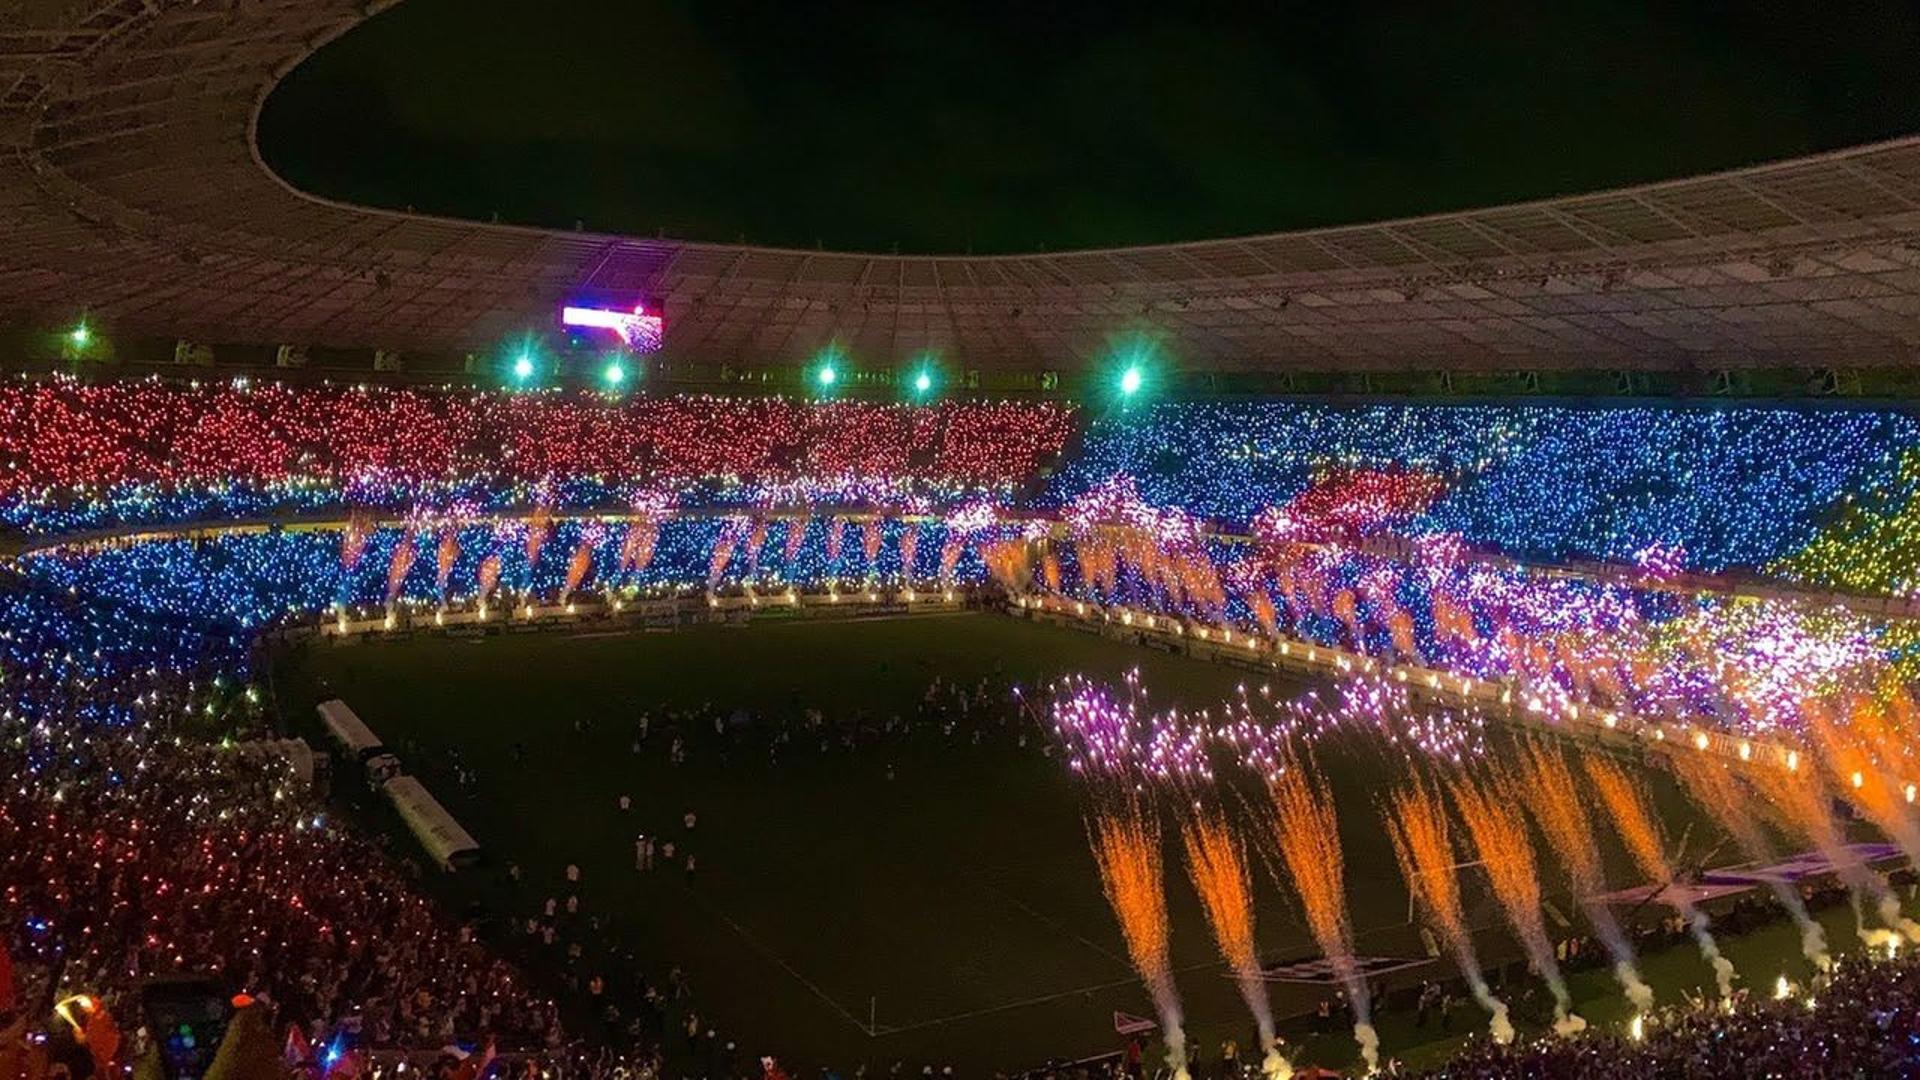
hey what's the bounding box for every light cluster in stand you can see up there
[15,517,1009,631]
[1047,402,1916,571]
[12,383,1920,1080]
[0,379,1076,533]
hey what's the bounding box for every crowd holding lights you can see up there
[0,716,563,1051]
[1406,950,1920,1077]
[4,384,1917,596]
[0,380,1076,532]
[0,389,1878,756]
[1044,402,1918,572]
[13,517,1008,630]
[1035,469,1900,745]
[0,548,571,1048]
[16,378,1920,1076]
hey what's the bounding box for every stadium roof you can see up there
[4,1,1920,372]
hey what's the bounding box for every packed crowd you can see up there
[0,531,1049,1078]
[10,380,1920,589]
[12,380,1920,1078]
[0,379,1076,532]
[16,518,1003,630]
[0,381,1075,494]
[12,489,1898,760]
[0,716,565,1052]
[0,571,572,1064]
[0,553,603,1064]
[1045,401,1919,572]
[1066,546,1884,737]
[1412,947,1920,1078]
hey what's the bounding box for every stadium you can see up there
[6,2,1920,1078]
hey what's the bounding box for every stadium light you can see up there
[1103,331,1163,407]
[512,353,535,382]
[907,356,939,400]
[69,322,91,349]
[603,357,628,388]
[809,344,848,396]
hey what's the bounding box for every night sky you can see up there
[258,0,1920,255]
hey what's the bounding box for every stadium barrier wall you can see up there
[17,348,1920,404]
[301,588,968,642]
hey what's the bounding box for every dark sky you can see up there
[258,0,1920,255]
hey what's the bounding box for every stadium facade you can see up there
[4,0,1920,376]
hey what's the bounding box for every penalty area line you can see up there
[680,889,883,1036]
[974,878,1129,967]
[864,952,1232,1037]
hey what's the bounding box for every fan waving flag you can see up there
[1113,1010,1157,1036]
[284,1024,312,1067]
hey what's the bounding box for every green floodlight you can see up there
[69,322,91,349]
[512,353,535,381]
[603,358,628,387]
[908,363,943,401]
[1104,331,1164,405]
[809,344,848,394]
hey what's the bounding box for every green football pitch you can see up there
[273,611,1877,1073]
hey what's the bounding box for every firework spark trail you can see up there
[1583,755,1737,999]
[384,532,417,605]
[340,508,373,571]
[1090,803,1188,1080]
[1448,773,1586,1034]
[525,505,551,569]
[1830,734,1920,947]
[1181,812,1287,1075]
[1758,767,1920,947]
[1806,702,1920,870]
[622,518,661,573]
[1854,690,1920,782]
[783,516,809,564]
[435,527,460,602]
[475,553,501,607]
[1268,758,1377,1073]
[1511,745,1653,1011]
[1674,761,1831,969]
[1383,775,1513,1044]
[563,536,595,601]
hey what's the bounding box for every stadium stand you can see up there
[3,4,1920,376]
[9,4,1920,1079]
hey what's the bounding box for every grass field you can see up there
[273,611,1879,1073]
